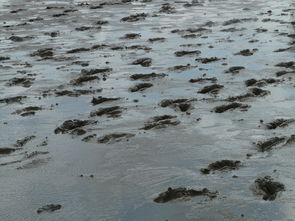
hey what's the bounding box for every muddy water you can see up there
[0,0,294,220]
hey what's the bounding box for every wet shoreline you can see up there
[0,0,294,220]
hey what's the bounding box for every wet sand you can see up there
[0,0,294,220]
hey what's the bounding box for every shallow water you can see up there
[0,0,294,220]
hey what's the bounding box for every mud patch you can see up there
[91,96,120,105]
[198,84,224,94]
[130,73,166,80]
[97,133,135,143]
[213,102,250,113]
[14,136,36,147]
[54,120,97,134]
[256,137,286,152]
[253,176,285,201]
[129,83,153,92]
[37,204,61,214]
[154,187,218,203]
[90,106,124,118]
[200,160,241,174]
[265,119,295,129]
[141,115,180,130]
[131,58,152,67]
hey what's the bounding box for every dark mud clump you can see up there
[225,66,245,74]
[254,176,285,201]
[198,84,224,94]
[245,78,278,87]
[31,48,53,58]
[0,56,10,61]
[234,49,257,56]
[54,120,97,134]
[129,83,153,92]
[12,106,42,116]
[120,33,141,40]
[82,134,97,142]
[160,99,194,112]
[70,75,99,85]
[189,77,217,83]
[0,148,17,154]
[195,57,224,63]
[97,133,135,143]
[91,96,120,105]
[90,106,124,118]
[225,88,270,102]
[200,160,241,174]
[141,115,180,130]
[37,204,61,214]
[213,102,250,113]
[148,37,166,43]
[159,3,176,14]
[14,135,36,147]
[168,64,195,72]
[131,58,152,67]
[276,70,295,77]
[154,187,218,203]
[256,137,286,152]
[66,47,91,54]
[265,119,295,129]
[55,89,102,97]
[121,13,147,22]
[130,73,166,80]
[6,77,35,88]
[0,96,27,104]
[9,35,33,42]
[174,50,201,57]
[275,61,294,69]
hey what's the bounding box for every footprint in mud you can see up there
[54,89,102,97]
[129,83,153,92]
[245,78,279,87]
[252,176,285,201]
[31,48,53,59]
[131,58,152,67]
[265,119,295,130]
[91,96,120,105]
[213,102,250,113]
[224,66,245,74]
[130,73,166,81]
[97,133,135,144]
[195,57,225,64]
[225,88,270,102]
[54,120,97,135]
[90,106,124,118]
[234,49,258,56]
[168,64,196,72]
[174,50,201,57]
[154,187,218,203]
[140,115,180,130]
[189,77,217,83]
[120,33,141,40]
[0,96,27,104]
[256,137,287,152]
[37,204,61,214]
[159,98,195,112]
[200,160,242,174]
[148,37,166,43]
[14,136,36,148]
[12,106,43,117]
[6,77,35,88]
[198,84,224,95]
[121,13,148,22]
